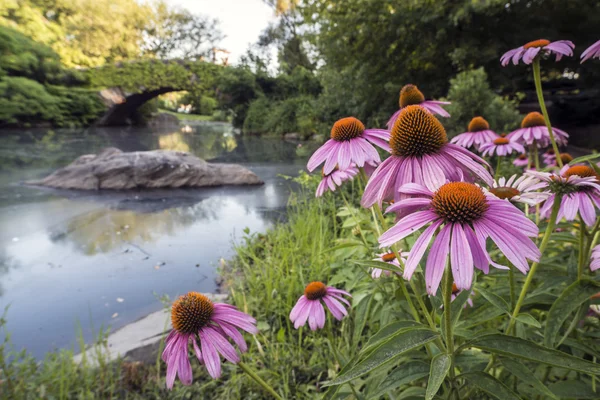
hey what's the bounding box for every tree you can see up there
[142,1,224,61]
[298,0,600,125]
[1,0,150,67]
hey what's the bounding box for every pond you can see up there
[0,123,314,358]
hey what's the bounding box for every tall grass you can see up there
[0,174,389,399]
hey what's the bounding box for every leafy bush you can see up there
[443,67,522,137]
[243,96,271,134]
[0,77,105,127]
[243,96,319,137]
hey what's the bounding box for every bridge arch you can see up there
[90,60,221,126]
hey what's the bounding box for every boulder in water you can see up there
[28,148,263,190]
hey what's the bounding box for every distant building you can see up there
[211,48,230,66]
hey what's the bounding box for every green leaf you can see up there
[398,387,426,399]
[426,354,451,400]
[569,152,600,165]
[549,380,600,399]
[460,372,521,400]
[544,279,600,347]
[365,320,422,348]
[500,358,558,399]
[354,294,373,347]
[477,287,510,314]
[321,241,364,254]
[367,361,429,400]
[323,328,439,386]
[464,334,600,375]
[351,259,402,274]
[514,313,541,328]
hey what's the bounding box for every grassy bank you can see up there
[0,174,384,399]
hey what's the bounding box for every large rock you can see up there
[28,148,263,190]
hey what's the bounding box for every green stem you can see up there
[578,215,586,280]
[509,267,516,309]
[507,194,562,335]
[443,263,456,389]
[494,156,502,180]
[238,361,283,400]
[532,58,562,168]
[533,146,540,170]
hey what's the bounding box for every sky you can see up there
[166,0,277,64]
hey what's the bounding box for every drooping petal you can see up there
[403,220,443,281]
[450,224,474,290]
[379,210,439,247]
[425,224,451,295]
[200,331,222,379]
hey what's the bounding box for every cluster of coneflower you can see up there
[159,38,600,397]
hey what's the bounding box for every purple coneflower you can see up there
[386,84,450,129]
[162,292,258,388]
[513,154,529,168]
[307,117,390,175]
[450,117,498,150]
[362,106,493,208]
[379,182,540,294]
[582,40,600,63]
[528,165,600,226]
[506,112,569,148]
[371,251,408,279]
[543,150,574,167]
[479,136,525,157]
[501,39,575,66]
[486,175,549,206]
[590,245,600,271]
[316,165,359,197]
[289,282,351,330]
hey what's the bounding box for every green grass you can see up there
[0,174,384,399]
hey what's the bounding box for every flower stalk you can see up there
[532,58,562,168]
[238,361,283,400]
[507,194,562,335]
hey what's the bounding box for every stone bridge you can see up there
[90,60,221,126]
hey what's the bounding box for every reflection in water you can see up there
[158,132,191,152]
[55,199,220,256]
[0,124,311,358]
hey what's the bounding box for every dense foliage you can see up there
[297,0,600,125]
[0,26,104,127]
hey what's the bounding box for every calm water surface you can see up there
[0,123,313,358]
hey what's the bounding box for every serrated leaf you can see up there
[464,334,600,375]
[500,358,558,399]
[461,372,521,400]
[515,313,541,328]
[426,354,451,400]
[367,361,429,400]
[323,328,439,386]
[549,380,599,399]
[544,279,600,347]
[477,287,510,314]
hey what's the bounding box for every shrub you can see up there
[243,96,319,137]
[0,77,61,125]
[0,77,105,127]
[443,67,522,137]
